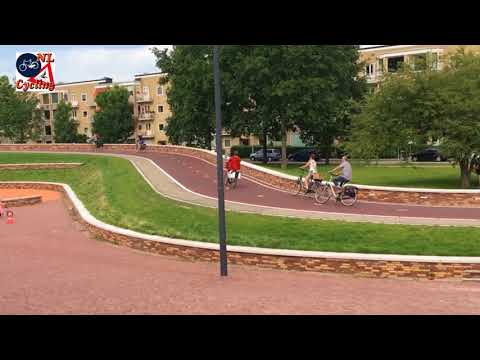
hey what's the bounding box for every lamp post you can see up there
[213,45,228,277]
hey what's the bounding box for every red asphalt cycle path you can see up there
[3,148,479,220]
[135,152,480,221]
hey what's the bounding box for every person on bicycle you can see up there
[137,135,146,151]
[300,152,318,191]
[331,155,352,190]
[226,150,241,183]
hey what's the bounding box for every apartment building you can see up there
[359,45,480,89]
[134,72,170,145]
[32,72,170,144]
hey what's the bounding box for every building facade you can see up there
[358,45,480,89]
[28,72,170,145]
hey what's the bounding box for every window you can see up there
[45,125,52,135]
[52,110,56,118]
[411,53,427,71]
[158,141,167,145]
[146,123,151,130]
[71,94,76,102]
[157,86,163,96]
[42,94,49,104]
[377,59,384,74]
[431,52,439,70]
[129,91,133,96]
[51,93,59,104]
[365,63,374,76]
[224,139,231,147]
[72,110,77,119]
[138,125,142,130]
[83,111,88,117]
[159,124,164,131]
[387,56,404,73]
[240,138,250,146]
[63,93,68,101]
[84,128,88,134]
[158,105,164,113]
[143,86,149,96]
[44,110,50,120]
[81,93,87,102]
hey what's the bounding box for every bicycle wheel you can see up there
[231,176,238,189]
[294,178,304,196]
[314,184,331,204]
[19,64,27,72]
[340,186,358,207]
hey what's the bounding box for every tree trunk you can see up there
[460,160,471,189]
[281,121,287,170]
[207,129,212,151]
[262,130,268,164]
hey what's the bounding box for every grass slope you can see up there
[1,152,480,256]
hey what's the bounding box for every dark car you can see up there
[288,149,320,162]
[412,148,447,162]
[249,149,281,162]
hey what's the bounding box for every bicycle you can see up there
[294,169,322,197]
[19,59,40,72]
[225,170,241,189]
[314,171,358,206]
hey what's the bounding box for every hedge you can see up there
[230,145,313,158]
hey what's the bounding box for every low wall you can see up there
[0,163,82,170]
[1,180,480,280]
[1,143,480,207]
[0,195,42,207]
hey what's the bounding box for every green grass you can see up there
[1,152,480,256]
[258,163,480,189]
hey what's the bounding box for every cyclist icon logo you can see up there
[16,53,41,78]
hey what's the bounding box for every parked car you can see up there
[288,149,320,162]
[249,149,281,162]
[412,148,447,162]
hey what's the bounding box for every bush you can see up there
[75,134,88,143]
[231,145,315,158]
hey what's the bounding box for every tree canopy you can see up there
[92,86,134,144]
[0,76,42,143]
[152,45,365,166]
[346,48,480,188]
[53,100,78,143]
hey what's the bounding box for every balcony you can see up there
[138,130,154,138]
[88,100,97,107]
[138,112,154,121]
[71,100,79,108]
[136,94,152,103]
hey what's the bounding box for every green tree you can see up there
[346,48,480,188]
[53,100,78,143]
[153,45,364,165]
[0,76,42,143]
[92,86,134,143]
[153,45,216,149]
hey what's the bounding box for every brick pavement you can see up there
[1,200,480,315]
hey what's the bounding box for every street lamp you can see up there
[213,45,228,277]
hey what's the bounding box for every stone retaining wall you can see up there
[1,181,480,280]
[0,195,42,207]
[0,163,82,170]
[1,143,480,207]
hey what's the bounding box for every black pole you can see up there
[213,45,228,277]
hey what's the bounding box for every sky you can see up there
[0,45,379,84]
[0,45,172,84]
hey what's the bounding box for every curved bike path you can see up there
[5,149,480,226]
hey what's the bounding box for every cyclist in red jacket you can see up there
[226,150,241,185]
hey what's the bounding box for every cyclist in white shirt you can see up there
[300,152,317,191]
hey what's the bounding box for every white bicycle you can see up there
[314,171,359,207]
[19,59,40,72]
